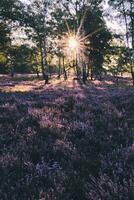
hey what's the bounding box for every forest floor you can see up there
[0,74,134,200]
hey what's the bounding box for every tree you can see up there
[0,21,11,74]
[104,45,130,83]
[84,6,112,80]
[0,0,25,75]
[0,0,24,22]
[22,0,53,83]
[108,0,134,84]
[9,45,36,74]
[49,0,110,82]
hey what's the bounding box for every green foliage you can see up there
[84,6,112,79]
[104,45,131,77]
[49,0,112,80]
[0,53,8,73]
[108,0,134,70]
[0,22,11,73]
[0,22,11,50]
[0,0,131,81]
[0,0,24,22]
[9,45,39,73]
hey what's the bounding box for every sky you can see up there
[102,0,125,35]
[21,0,30,3]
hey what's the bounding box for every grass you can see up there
[0,75,134,200]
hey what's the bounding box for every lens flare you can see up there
[60,32,87,63]
[68,36,79,50]
[57,10,104,64]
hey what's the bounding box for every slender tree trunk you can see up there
[86,64,90,80]
[75,53,78,78]
[49,66,52,79]
[35,55,40,78]
[130,0,134,85]
[130,1,134,49]
[36,69,40,79]
[11,65,14,78]
[63,56,67,80]
[122,0,134,85]
[58,56,61,79]
[82,63,87,84]
[42,38,49,84]
[40,45,45,78]
[91,65,93,80]
[39,39,49,84]
[39,1,49,84]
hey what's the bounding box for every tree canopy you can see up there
[0,0,133,83]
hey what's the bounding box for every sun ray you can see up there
[79,27,104,42]
[76,8,89,37]
[65,19,71,35]
[58,11,105,65]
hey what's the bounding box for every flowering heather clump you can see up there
[0,77,134,199]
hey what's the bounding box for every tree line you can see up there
[0,0,133,83]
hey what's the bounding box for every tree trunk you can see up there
[36,69,40,79]
[40,45,45,78]
[91,65,93,80]
[39,41,49,84]
[58,56,61,79]
[34,55,40,78]
[130,1,134,85]
[130,1,134,50]
[11,65,14,78]
[63,56,67,80]
[86,64,90,80]
[82,62,87,84]
[122,0,134,85]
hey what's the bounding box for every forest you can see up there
[0,0,134,199]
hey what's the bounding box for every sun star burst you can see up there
[61,32,87,58]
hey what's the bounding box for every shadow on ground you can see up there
[0,76,134,200]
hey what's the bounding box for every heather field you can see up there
[0,75,134,200]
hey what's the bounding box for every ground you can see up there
[0,74,134,200]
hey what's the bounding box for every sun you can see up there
[57,8,104,62]
[61,33,86,56]
[68,36,79,50]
